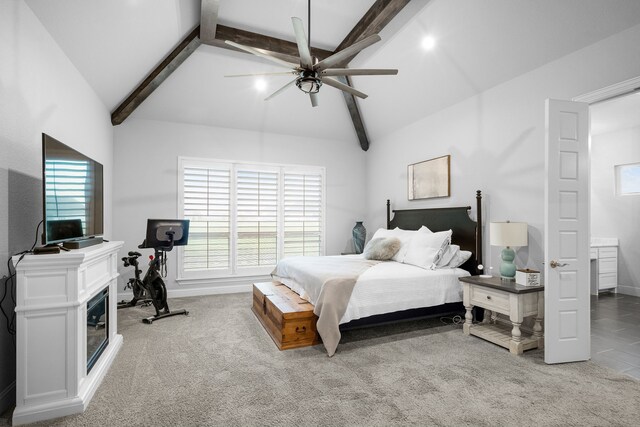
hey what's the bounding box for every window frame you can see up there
[615,162,640,196]
[177,157,326,281]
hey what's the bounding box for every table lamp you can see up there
[490,221,528,280]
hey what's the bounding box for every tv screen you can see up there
[42,133,104,245]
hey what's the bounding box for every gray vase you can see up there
[352,221,366,254]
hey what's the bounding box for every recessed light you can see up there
[421,35,436,51]
[254,79,267,92]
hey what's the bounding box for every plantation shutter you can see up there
[236,169,278,268]
[283,172,323,257]
[182,165,231,272]
[44,159,91,234]
[179,158,324,280]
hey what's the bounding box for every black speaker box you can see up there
[63,237,104,250]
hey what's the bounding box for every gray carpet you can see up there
[7,293,640,426]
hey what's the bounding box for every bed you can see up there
[267,191,483,355]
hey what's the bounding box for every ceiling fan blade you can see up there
[200,0,220,44]
[310,92,319,107]
[321,68,398,76]
[292,17,313,69]
[224,71,297,78]
[225,40,298,69]
[314,34,381,72]
[321,77,368,99]
[265,79,297,101]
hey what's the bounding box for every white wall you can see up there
[0,0,114,412]
[365,23,640,276]
[113,119,367,295]
[591,125,640,296]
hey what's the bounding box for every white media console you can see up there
[12,241,123,425]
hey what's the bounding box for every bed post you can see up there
[386,199,391,229]
[476,190,483,272]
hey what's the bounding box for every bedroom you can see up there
[1,0,640,425]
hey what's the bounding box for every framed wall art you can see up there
[408,155,450,200]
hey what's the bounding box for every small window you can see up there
[616,163,640,196]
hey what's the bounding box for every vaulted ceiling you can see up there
[25,0,640,148]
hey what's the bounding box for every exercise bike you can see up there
[118,219,190,324]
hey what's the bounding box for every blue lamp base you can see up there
[500,246,516,280]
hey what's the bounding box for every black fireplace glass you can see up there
[87,287,109,373]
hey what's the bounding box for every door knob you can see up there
[549,260,568,268]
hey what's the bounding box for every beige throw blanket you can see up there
[272,256,379,356]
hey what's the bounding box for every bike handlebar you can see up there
[122,252,141,268]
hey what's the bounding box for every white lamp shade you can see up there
[490,222,528,247]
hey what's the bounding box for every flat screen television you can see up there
[42,133,104,245]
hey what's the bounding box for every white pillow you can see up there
[419,225,433,233]
[402,229,452,270]
[389,228,420,262]
[439,249,472,269]
[437,244,461,268]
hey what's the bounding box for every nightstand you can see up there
[459,275,544,355]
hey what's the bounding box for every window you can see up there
[616,163,640,196]
[283,172,323,257]
[179,158,324,279]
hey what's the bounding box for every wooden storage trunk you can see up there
[252,281,321,350]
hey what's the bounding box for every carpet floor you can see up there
[6,292,640,426]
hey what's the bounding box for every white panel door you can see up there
[544,99,590,364]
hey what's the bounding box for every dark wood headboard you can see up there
[386,190,483,274]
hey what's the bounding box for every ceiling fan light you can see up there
[296,76,321,94]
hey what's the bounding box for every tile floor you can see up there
[590,292,640,380]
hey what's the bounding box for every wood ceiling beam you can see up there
[200,0,220,44]
[336,0,411,55]
[332,0,411,151]
[112,25,333,126]
[111,26,201,125]
[336,76,369,151]
[208,24,333,63]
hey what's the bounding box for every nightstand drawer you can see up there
[470,286,510,313]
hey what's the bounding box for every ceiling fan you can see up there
[224,1,398,107]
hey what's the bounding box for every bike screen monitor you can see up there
[143,219,190,249]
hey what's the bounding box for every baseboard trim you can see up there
[167,283,252,298]
[617,285,640,297]
[0,381,15,414]
[12,396,84,426]
[118,281,258,301]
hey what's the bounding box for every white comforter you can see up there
[275,255,470,324]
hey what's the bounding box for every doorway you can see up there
[544,77,640,365]
[587,91,640,379]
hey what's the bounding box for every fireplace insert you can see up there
[87,286,109,373]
